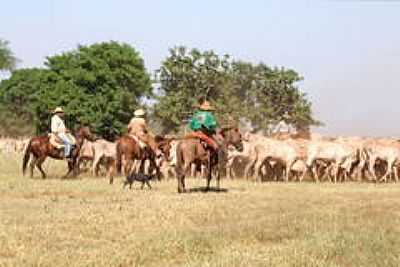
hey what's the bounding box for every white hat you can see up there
[134,109,146,117]
[53,107,64,114]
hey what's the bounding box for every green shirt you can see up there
[189,110,217,132]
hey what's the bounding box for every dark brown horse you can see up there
[175,127,244,193]
[22,127,94,179]
[116,135,173,179]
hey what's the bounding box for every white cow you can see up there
[302,141,359,183]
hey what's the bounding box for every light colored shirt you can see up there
[128,117,148,136]
[51,115,66,134]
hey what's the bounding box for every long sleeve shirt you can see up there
[51,115,66,134]
[189,111,217,132]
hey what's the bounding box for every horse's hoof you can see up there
[178,188,185,193]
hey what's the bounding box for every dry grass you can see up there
[1,154,400,266]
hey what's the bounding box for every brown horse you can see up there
[175,127,244,193]
[116,135,173,179]
[22,127,94,179]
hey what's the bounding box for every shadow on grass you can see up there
[188,187,228,193]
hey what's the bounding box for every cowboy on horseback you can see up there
[175,101,243,193]
[188,100,219,152]
[127,108,153,149]
[50,107,75,158]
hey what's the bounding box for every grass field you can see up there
[1,154,400,267]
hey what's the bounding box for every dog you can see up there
[123,172,155,190]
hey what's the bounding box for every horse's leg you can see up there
[36,156,47,179]
[150,158,161,181]
[182,162,191,192]
[92,153,102,176]
[175,156,184,193]
[139,159,146,173]
[29,156,37,179]
[62,160,74,179]
[108,159,115,184]
[72,158,79,178]
[124,153,133,176]
[190,163,196,178]
[216,164,221,189]
[176,160,192,193]
[124,160,131,176]
[206,152,212,191]
[177,164,186,193]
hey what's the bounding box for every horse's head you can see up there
[154,135,174,161]
[220,126,243,152]
[76,126,95,142]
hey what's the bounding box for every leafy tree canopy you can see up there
[0,39,17,71]
[154,46,319,134]
[0,41,151,139]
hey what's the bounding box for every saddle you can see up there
[185,132,218,151]
[48,133,76,149]
[49,133,64,149]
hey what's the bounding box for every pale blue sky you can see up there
[1,0,399,136]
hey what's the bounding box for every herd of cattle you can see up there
[2,132,400,183]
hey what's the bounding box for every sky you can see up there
[1,0,399,136]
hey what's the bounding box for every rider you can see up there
[127,108,152,149]
[51,107,73,158]
[188,100,219,151]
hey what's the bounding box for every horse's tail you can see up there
[116,141,122,174]
[22,139,32,175]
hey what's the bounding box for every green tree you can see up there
[0,41,151,139]
[154,46,233,133]
[0,39,17,71]
[154,46,319,134]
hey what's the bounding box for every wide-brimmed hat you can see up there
[198,101,215,111]
[52,107,64,114]
[282,111,290,119]
[134,109,146,117]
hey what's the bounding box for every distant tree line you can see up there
[0,39,320,138]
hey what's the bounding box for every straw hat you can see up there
[282,111,290,119]
[52,107,64,114]
[198,101,215,111]
[134,109,146,117]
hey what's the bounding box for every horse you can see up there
[175,126,244,193]
[22,127,94,179]
[116,135,173,179]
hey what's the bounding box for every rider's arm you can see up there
[51,116,58,133]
